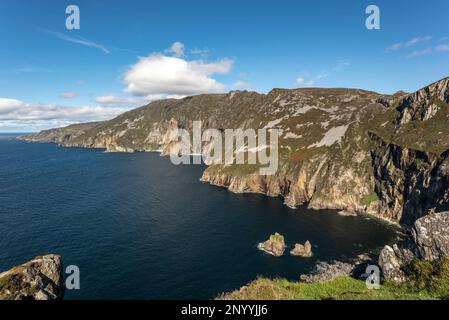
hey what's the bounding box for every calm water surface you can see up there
[0,138,398,299]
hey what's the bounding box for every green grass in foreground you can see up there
[219,258,449,300]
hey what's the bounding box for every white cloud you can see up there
[123,54,233,99]
[332,61,351,72]
[0,98,127,131]
[435,44,449,52]
[405,36,432,47]
[406,44,449,58]
[41,29,110,54]
[316,73,329,80]
[95,95,141,106]
[386,42,403,52]
[386,36,432,52]
[165,41,185,58]
[295,77,315,87]
[190,47,211,57]
[59,92,78,99]
[232,81,252,88]
[407,48,432,58]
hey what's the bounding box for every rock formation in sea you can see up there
[290,241,313,257]
[258,233,286,257]
[0,255,64,300]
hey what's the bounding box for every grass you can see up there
[361,193,379,207]
[219,258,449,300]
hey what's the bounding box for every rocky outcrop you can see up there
[412,211,449,260]
[299,261,355,283]
[379,212,449,282]
[258,233,286,257]
[290,241,313,257]
[396,78,449,125]
[0,255,64,300]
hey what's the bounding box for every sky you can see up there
[1,0,449,132]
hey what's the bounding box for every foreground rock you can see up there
[0,255,64,300]
[379,211,449,282]
[290,241,313,257]
[258,233,286,257]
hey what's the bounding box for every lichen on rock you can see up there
[0,254,64,300]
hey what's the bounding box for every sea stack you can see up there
[258,233,286,257]
[290,240,313,257]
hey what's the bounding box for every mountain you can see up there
[20,77,449,227]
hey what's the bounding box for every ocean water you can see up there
[0,138,398,299]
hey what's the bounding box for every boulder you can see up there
[0,254,64,300]
[290,241,313,257]
[258,233,285,257]
[378,245,407,282]
[412,211,449,261]
[379,211,449,282]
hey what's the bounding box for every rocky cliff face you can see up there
[379,211,449,282]
[20,78,449,226]
[0,255,63,300]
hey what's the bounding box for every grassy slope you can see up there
[219,258,449,300]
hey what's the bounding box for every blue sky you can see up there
[1,0,449,132]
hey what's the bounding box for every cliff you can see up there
[0,255,64,300]
[19,77,449,227]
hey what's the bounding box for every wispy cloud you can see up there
[332,60,351,72]
[59,92,78,99]
[407,44,449,58]
[407,48,432,58]
[405,36,432,47]
[164,41,185,58]
[40,28,110,54]
[95,95,141,107]
[435,44,449,52]
[385,42,403,52]
[294,77,315,87]
[13,66,53,74]
[386,36,432,52]
[232,81,252,88]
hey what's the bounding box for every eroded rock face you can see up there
[257,233,286,257]
[0,255,63,300]
[396,78,449,125]
[290,241,313,257]
[370,133,449,226]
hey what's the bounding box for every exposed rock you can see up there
[379,211,449,282]
[299,261,355,283]
[290,241,313,257]
[412,211,449,261]
[258,233,285,257]
[0,255,63,300]
[396,77,449,125]
[378,245,407,282]
[370,133,449,226]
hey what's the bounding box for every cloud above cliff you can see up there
[95,95,141,107]
[123,53,233,100]
[0,98,127,131]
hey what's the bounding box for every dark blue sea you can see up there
[0,137,398,299]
